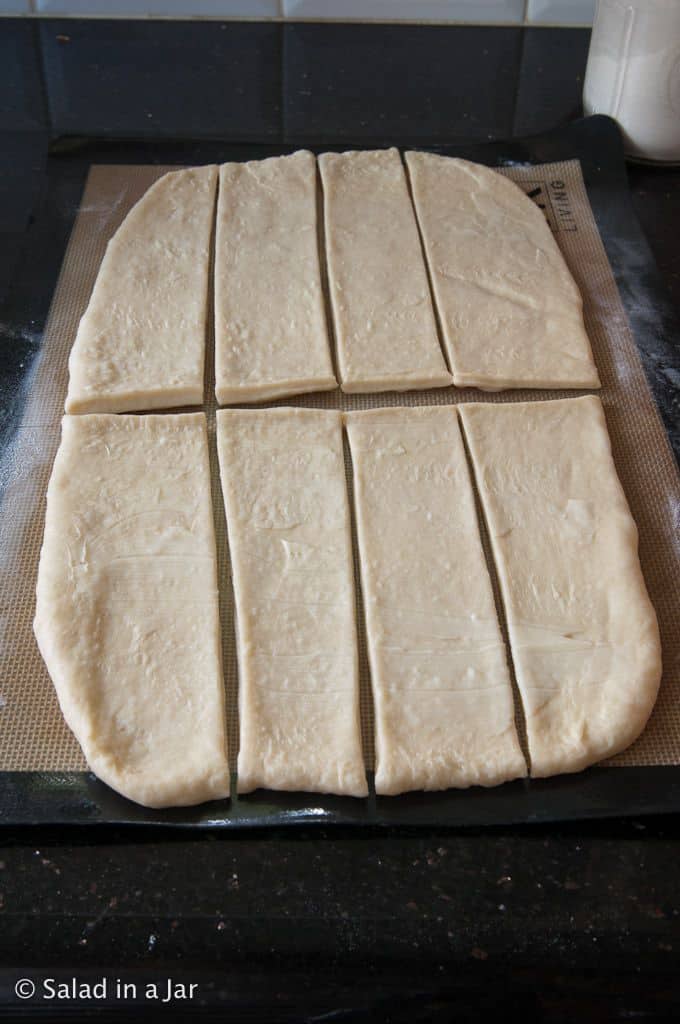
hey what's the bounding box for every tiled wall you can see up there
[2,17,591,141]
[0,0,596,26]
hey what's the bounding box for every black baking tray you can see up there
[1,115,679,829]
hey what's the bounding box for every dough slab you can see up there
[460,397,661,777]
[214,152,337,404]
[217,408,367,797]
[319,149,453,394]
[33,414,229,808]
[405,152,601,391]
[65,165,217,413]
[345,406,527,795]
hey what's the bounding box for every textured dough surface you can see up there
[319,149,452,394]
[33,413,229,808]
[345,406,527,795]
[405,152,600,391]
[215,152,337,404]
[460,397,661,777]
[65,166,217,413]
[217,408,367,797]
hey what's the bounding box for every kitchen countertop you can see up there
[1,18,679,1019]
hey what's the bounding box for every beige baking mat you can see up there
[1,159,679,777]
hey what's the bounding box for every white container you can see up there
[583,0,680,162]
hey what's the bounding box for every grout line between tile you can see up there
[511,15,529,138]
[6,12,595,23]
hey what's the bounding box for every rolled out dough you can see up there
[345,406,527,795]
[217,408,367,797]
[214,152,337,404]
[65,165,217,414]
[34,413,229,808]
[460,397,661,776]
[405,152,601,391]
[319,148,453,394]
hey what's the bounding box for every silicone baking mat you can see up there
[1,118,679,826]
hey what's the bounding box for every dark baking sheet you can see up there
[1,115,679,829]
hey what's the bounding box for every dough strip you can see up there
[34,413,229,808]
[406,151,600,391]
[214,152,337,404]
[319,148,453,394]
[460,396,661,776]
[217,408,367,797]
[66,166,217,413]
[345,405,526,795]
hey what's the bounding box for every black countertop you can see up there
[1,18,679,1020]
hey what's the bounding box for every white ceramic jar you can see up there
[583,0,680,162]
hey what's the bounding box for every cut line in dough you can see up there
[405,151,601,391]
[460,396,661,777]
[345,405,527,795]
[217,408,367,797]
[34,413,229,808]
[65,165,217,414]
